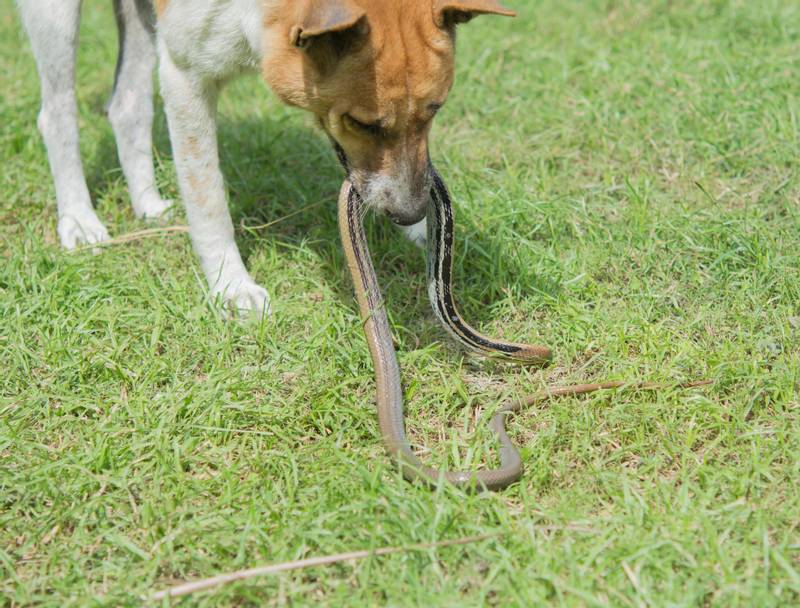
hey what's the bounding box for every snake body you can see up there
[338,171,710,491]
[426,172,552,365]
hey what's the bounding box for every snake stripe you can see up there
[429,175,519,355]
[428,171,551,363]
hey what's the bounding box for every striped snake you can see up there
[338,169,710,491]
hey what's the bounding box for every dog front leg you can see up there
[159,49,269,316]
[18,0,109,249]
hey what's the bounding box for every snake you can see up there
[338,169,710,491]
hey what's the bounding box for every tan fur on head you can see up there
[290,0,365,45]
[155,0,169,17]
[434,0,515,26]
[262,0,513,225]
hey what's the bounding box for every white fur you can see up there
[108,0,173,219]
[18,0,420,315]
[400,219,428,249]
[157,0,270,315]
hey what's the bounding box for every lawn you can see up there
[1,0,799,605]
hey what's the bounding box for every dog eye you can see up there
[344,114,384,137]
[424,103,445,122]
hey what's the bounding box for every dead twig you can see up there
[151,533,497,600]
[239,198,333,232]
[68,197,333,253]
[70,226,189,253]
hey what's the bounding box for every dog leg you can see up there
[158,47,270,316]
[18,0,109,249]
[399,219,427,249]
[109,0,171,219]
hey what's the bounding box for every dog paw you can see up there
[134,195,173,220]
[212,278,271,319]
[58,211,110,250]
[399,218,427,249]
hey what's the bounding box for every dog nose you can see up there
[385,187,429,225]
[386,206,426,226]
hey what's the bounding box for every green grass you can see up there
[2,0,799,605]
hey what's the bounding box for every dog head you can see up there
[263,0,515,225]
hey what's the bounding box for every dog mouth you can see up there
[327,138,428,226]
[385,208,426,226]
[344,172,429,226]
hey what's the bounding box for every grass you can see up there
[1,0,799,605]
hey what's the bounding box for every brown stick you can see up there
[511,379,714,412]
[70,226,189,253]
[152,534,497,600]
[239,198,332,232]
[68,198,333,254]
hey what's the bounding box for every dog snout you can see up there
[385,201,426,226]
[358,170,431,226]
[382,185,430,226]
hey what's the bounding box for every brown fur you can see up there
[262,0,513,222]
[155,0,169,17]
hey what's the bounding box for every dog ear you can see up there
[290,0,367,49]
[434,0,516,27]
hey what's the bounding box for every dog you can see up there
[17,0,514,315]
